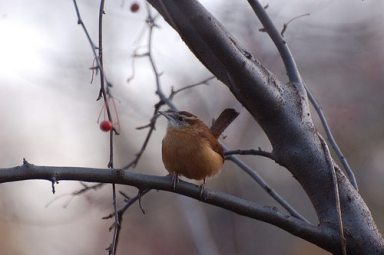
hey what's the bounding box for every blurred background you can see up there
[0,0,383,254]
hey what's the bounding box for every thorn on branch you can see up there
[138,190,146,215]
[112,127,120,135]
[96,89,103,101]
[51,177,59,194]
[23,158,30,166]
[89,58,99,84]
[259,27,267,33]
[119,191,131,201]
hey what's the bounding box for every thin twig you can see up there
[246,0,357,190]
[246,0,305,95]
[73,0,121,253]
[72,183,105,195]
[96,1,119,254]
[306,88,358,189]
[281,13,310,37]
[169,76,215,99]
[103,189,150,220]
[319,134,347,255]
[103,189,150,253]
[72,0,110,95]
[123,4,176,169]
[224,148,275,161]
[144,4,176,110]
[124,107,160,169]
[225,152,310,224]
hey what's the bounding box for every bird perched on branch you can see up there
[159,108,239,189]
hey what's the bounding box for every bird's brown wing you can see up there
[198,125,224,160]
[210,108,239,138]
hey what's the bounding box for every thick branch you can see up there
[149,0,283,122]
[0,161,335,250]
[147,1,384,253]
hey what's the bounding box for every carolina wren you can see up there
[159,108,239,188]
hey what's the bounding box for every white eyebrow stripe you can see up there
[181,115,197,120]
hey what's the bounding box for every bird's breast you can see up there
[162,128,223,180]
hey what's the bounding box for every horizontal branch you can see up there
[0,161,335,249]
[224,149,275,160]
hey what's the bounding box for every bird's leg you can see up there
[199,178,206,197]
[171,173,179,190]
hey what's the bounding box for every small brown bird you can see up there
[159,108,239,188]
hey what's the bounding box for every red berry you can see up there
[130,2,140,13]
[100,120,113,132]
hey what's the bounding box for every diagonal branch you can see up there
[246,0,357,190]
[148,0,307,223]
[143,3,384,254]
[225,153,309,224]
[149,0,283,122]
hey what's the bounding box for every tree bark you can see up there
[148,0,384,253]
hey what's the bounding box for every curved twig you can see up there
[281,13,310,37]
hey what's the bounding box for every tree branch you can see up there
[146,1,384,253]
[0,161,336,250]
[149,0,283,122]
[246,0,357,190]
[224,148,275,160]
[246,0,305,96]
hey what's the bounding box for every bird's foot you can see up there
[199,178,206,198]
[171,173,179,191]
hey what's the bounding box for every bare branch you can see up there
[307,88,358,189]
[72,183,104,195]
[319,134,347,255]
[246,0,357,190]
[123,4,175,170]
[71,0,111,94]
[72,1,121,253]
[281,13,310,37]
[246,0,305,95]
[124,107,160,169]
[169,76,215,99]
[225,153,310,224]
[149,0,283,122]
[0,162,336,250]
[224,148,275,161]
[144,1,308,223]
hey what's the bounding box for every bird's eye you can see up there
[177,116,184,121]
